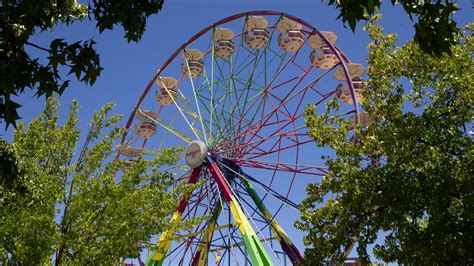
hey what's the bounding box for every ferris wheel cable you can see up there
[214,164,270,264]
[180,181,219,221]
[217,165,283,265]
[223,57,264,145]
[159,76,203,142]
[215,160,300,212]
[184,56,209,144]
[285,138,300,198]
[190,188,223,264]
[157,111,182,150]
[198,173,235,261]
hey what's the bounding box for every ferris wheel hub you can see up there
[185,140,208,168]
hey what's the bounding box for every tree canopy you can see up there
[326,0,460,56]
[297,16,473,265]
[0,0,164,128]
[0,98,196,264]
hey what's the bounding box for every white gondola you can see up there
[135,110,158,138]
[336,77,366,105]
[349,112,374,128]
[308,32,339,69]
[309,47,340,69]
[135,122,156,139]
[181,49,204,78]
[120,146,143,157]
[244,16,270,49]
[155,77,178,106]
[333,63,365,81]
[213,28,235,59]
[276,17,306,52]
[135,109,158,121]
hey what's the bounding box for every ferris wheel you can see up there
[117,11,370,266]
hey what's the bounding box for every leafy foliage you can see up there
[297,17,473,265]
[325,0,460,56]
[0,0,164,128]
[0,98,194,264]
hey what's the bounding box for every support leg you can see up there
[207,159,273,266]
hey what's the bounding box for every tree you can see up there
[297,16,473,265]
[0,97,196,264]
[325,0,460,56]
[0,0,164,128]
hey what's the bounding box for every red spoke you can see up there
[245,139,315,160]
[218,66,318,151]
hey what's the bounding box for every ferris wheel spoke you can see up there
[214,105,309,157]
[214,27,293,150]
[215,87,266,148]
[216,61,309,151]
[159,77,204,143]
[209,53,263,145]
[237,159,327,176]
[209,32,216,142]
[238,119,309,157]
[217,68,298,151]
[207,59,233,143]
[230,54,298,146]
[183,55,209,144]
[201,44,233,146]
[237,65,313,149]
[240,138,315,161]
[223,72,320,154]
[224,68,268,146]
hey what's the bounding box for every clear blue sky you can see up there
[3,0,472,264]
